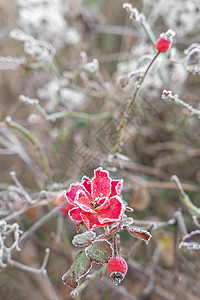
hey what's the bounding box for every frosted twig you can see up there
[15,200,69,249]
[174,211,188,237]
[144,244,162,295]
[0,220,23,270]
[10,171,36,205]
[162,90,200,117]
[8,248,58,300]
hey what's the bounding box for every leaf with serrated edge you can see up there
[85,240,113,264]
[62,250,92,289]
[179,230,200,250]
[72,231,96,247]
[124,226,152,244]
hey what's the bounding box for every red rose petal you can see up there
[81,212,102,230]
[55,192,74,216]
[68,207,83,222]
[91,167,111,199]
[110,179,123,197]
[95,197,110,214]
[81,176,92,194]
[65,183,87,205]
[61,203,75,216]
[98,196,125,224]
[74,190,93,212]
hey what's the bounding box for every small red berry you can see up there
[156,29,175,53]
[108,256,128,285]
[156,38,171,53]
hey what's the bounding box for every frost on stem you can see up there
[10,28,56,62]
[122,3,141,21]
[84,58,99,75]
[0,220,22,270]
[161,90,200,117]
[19,95,39,105]
[80,51,88,64]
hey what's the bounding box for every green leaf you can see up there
[85,240,113,264]
[62,250,92,289]
[72,231,96,247]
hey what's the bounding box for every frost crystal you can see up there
[0,221,23,271]
[123,3,141,21]
[159,29,176,42]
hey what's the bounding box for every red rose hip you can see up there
[108,256,128,285]
[156,38,171,53]
[156,29,175,53]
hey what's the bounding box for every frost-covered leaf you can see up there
[85,240,113,264]
[123,226,152,244]
[72,231,96,247]
[121,215,134,226]
[179,230,200,250]
[62,250,92,289]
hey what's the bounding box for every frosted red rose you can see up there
[63,167,125,230]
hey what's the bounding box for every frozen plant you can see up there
[184,43,200,74]
[15,0,80,47]
[57,167,151,293]
[10,28,56,62]
[0,220,22,270]
[162,90,200,117]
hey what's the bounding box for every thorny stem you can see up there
[171,175,200,217]
[111,51,160,154]
[0,119,51,184]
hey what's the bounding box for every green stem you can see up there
[140,18,156,46]
[113,233,118,256]
[171,175,200,217]
[73,264,107,295]
[46,110,112,122]
[111,51,160,154]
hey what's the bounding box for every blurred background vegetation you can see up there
[0,0,200,299]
